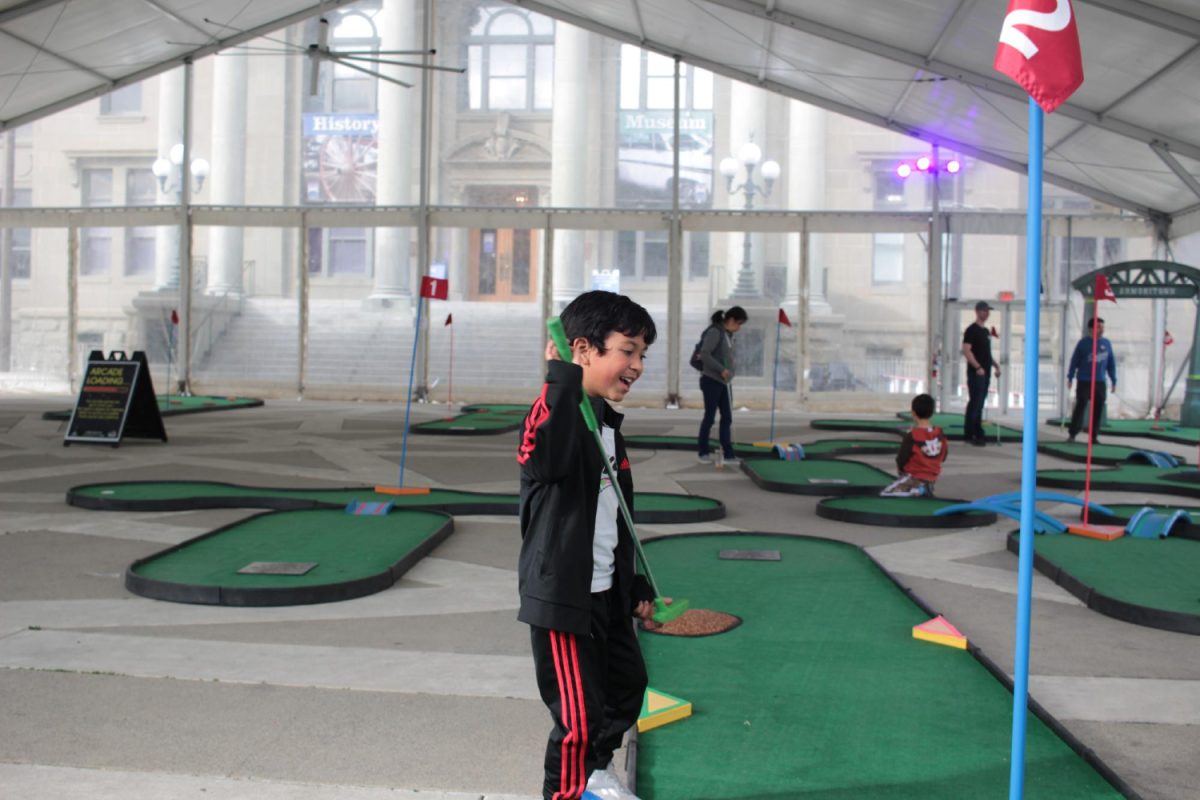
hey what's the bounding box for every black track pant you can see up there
[530,589,648,800]
[1069,381,1106,442]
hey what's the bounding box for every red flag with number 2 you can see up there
[994,0,1084,114]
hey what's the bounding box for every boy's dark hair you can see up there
[561,290,657,351]
[911,393,935,420]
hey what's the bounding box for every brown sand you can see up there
[645,608,741,637]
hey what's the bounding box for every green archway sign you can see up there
[1072,260,1200,426]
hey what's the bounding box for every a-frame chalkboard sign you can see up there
[64,350,168,447]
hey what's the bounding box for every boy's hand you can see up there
[545,339,560,361]
[635,597,672,629]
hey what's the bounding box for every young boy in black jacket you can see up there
[517,291,662,800]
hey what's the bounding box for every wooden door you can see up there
[468,227,539,301]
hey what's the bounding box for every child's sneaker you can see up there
[697,453,713,464]
[585,763,641,800]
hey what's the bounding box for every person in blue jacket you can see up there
[1067,317,1117,444]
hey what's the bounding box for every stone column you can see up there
[785,100,826,314]
[155,68,185,290]
[550,22,590,307]
[206,54,248,295]
[371,0,418,304]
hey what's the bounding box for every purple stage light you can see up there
[896,163,912,178]
[946,159,962,174]
[916,156,932,171]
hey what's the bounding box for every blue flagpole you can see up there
[769,316,781,443]
[398,295,425,488]
[1009,96,1043,800]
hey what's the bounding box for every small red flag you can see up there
[1164,331,1174,346]
[1095,273,1117,304]
[777,308,792,327]
[990,326,1000,339]
[170,309,179,325]
[420,275,448,300]
[444,313,453,326]
[994,0,1084,114]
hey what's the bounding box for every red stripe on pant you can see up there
[550,631,589,799]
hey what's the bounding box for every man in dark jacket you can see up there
[517,291,659,800]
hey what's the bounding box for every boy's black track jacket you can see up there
[517,359,654,635]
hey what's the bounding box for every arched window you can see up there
[465,5,554,111]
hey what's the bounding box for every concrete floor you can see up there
[0,395,1197,799]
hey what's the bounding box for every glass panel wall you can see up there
[188,227,301,395]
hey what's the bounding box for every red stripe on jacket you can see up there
[517,385,551,465]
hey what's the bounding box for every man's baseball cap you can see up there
[975,301,994,311]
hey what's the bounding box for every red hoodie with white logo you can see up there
[897,425,948,483]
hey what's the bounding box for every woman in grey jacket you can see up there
[696,306,747,464]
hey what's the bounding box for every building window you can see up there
[308,227,371,276]
[304,10,381,114]
[100,84,142,115]
[872,232,904,284]
[616,46,715,212]
[125,169,156,276]
[6,188,31,279]
[465,5,554,111]
[81,168,113,276]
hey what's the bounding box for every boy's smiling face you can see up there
[575,331,648,402]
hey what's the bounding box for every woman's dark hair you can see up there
[560,290,657,351]
[712,306,748,326]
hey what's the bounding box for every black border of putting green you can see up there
[65,481,725,524]
[815,496,998,528]
[42,396,263,421]
[124,509,455,606]
[740,458,894,496]
[1006,532,1200,636]
[66,481,519,515]
[1045,417,1198,446]
[630,530,1140,800]
[1036,467,1200,499]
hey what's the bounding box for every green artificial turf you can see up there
[1037,441,1173,464]
[819,496,985,517]
[131,509,447,589]
[1037,463,1200,495]
[412,411,524,431]
[636,492,723,513]
[1029,535,1200,617]
[815,415,1022,442]
[637,534,1123,799]
[744,458,894,487]
[43,394,262,420]
[1045,417,1200,445]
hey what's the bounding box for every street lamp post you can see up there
[151,143,207,293]
[719,142,779,298]
[152,143,209,198]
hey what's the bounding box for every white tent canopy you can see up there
[1,0,1198,232]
